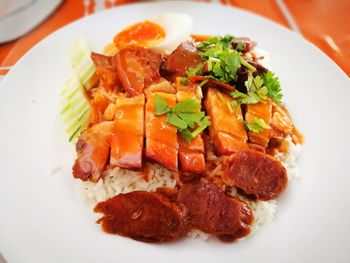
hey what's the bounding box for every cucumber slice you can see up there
[68,37,98,90]
[60,73,91,142]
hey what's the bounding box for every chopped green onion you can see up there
[241,59,256,71]
[198,78,209,87]
[180,77,189,86]
[227,101,234,113]
[217,92,225,102]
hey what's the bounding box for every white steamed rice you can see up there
[77,163,176,203]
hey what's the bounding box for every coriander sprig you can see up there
[262,71,283,104]
[154,95,210,142]
[231,71,282,105]
[190,35,284,106]
[190,35,256,83]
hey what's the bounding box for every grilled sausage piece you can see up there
[94,191,189,242]
[178,181,253,242]
[223,149,287,201]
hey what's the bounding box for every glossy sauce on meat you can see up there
[145,92,178,170]
[178,181,253,242]
[205,88,248,155]
[89,92,111,126]
[110,95,145,169]
[223,149,287,200]
[94,191,189,242]
[176,78,206,175]
[245,99,272,150]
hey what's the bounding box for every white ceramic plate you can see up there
[0,2,349,263]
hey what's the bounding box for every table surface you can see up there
[0,0,349,79]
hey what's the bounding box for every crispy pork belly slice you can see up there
[178,136,206,174]
[205,88,248,156]
[110,95,144,169]
[178,181,253,242]
[73,121,113,182]
[176,79,205,174]
[145,92,178,170]
[245,99,272,150]
[223,149,287,200]
[94,191,189,242]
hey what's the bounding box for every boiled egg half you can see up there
[113,13,193,53]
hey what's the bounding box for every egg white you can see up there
[149,13,193,53]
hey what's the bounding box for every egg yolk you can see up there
[113,21,166,50]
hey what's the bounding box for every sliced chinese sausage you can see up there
[115,46,162,97]
[223,149,287,201]
[178,181,253,242]
[94,191,189,242]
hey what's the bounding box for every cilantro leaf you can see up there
[231,74,268,104]
[196,36,243,83]
[245,117,268,133]
[166,113,187,130]
[230,90,261,104]
[186,63,204,77]
[194,35,258,83]
[197,35,234,50]
[180,77,189,86]
[235,42,246,52]
[154,95,170,115]
[178,112,205,128]
[222,49,241,81]
[173,98,201,114]
[154,96,210,142]
[262,71,283,104]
